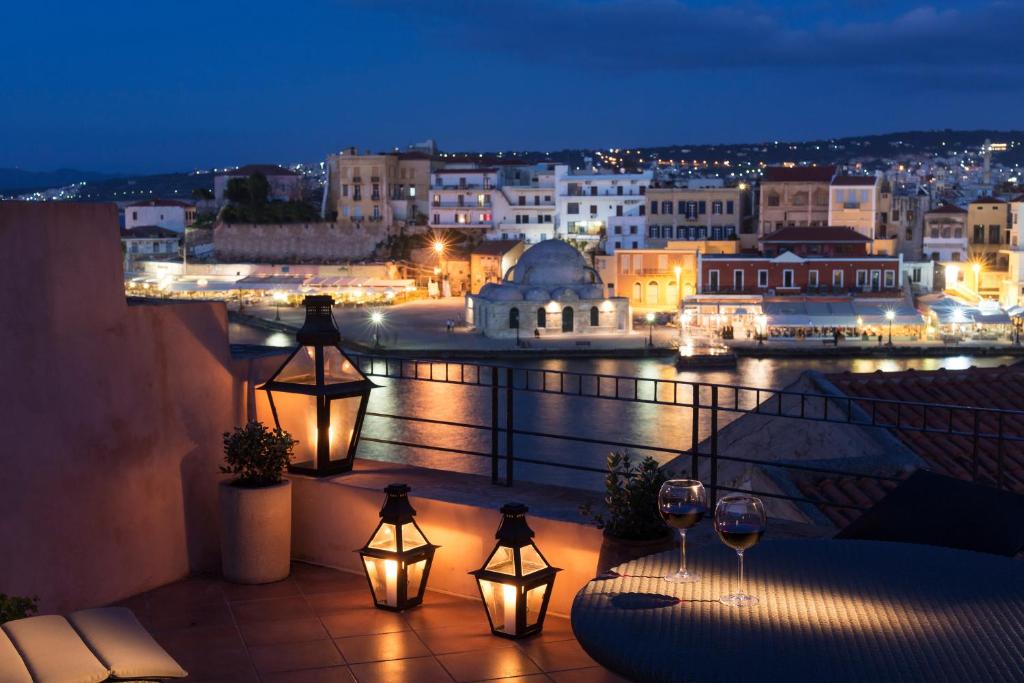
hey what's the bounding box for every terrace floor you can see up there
[116,562,628,683]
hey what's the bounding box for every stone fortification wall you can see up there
[214,221,393,262]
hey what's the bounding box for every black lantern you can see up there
[259,295,377,476]
[358,484,438,611]
[470,503,561,639]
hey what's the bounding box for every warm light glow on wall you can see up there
[546,301,561,314]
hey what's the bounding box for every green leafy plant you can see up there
[0,594,38,623]
[580,451,674,541]
[221,421,296,488]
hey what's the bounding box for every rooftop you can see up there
[762,165,836,183]
[761,226,870,243]
[472,239,523,256]
[831,175,878,187]
[927,203,968,215]
[121,225,180,239]
[970,196,1007,204]
[125,198,194,208]
[221,164,300,177]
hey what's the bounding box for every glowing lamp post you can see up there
[358,484,438,611]
[370,310,384,348]
[471,503,560,639]
[272,290,288,321]
[645,312,656,346]
[259,295,377,477]
[885,309,895,346]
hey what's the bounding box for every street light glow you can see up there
[645,312,656,323]
[370,311,384,325]
[885,309,895,321]
[433,240,445,255]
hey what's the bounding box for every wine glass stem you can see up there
[678,529,687,575]
[737,550,745,595]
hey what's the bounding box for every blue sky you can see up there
[1,0,1021,172]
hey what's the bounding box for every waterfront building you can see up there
[121,226,180,274]
[997,194,1024,308]
[466,239,630,338]
[469,239,525,294]
[757,165,836,237]
[922,204,968,263]
[828,174,880,240]
[554,164,651,245]
[644,185,744,248]
[122,199,196,233]
[213,164,303,204]
[324,148,433,226]
[610,240,739,313]
[605,207,645,252]
[698,252,903,296]
[967,196,1010,269]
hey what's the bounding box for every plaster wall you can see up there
[0,202,253,612]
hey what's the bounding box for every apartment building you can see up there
[828,175,888,254]
[922,204,968,263]
[426,163,556,243]
[554,164,651,243]
[611,240,739,312]
[967,196,1010,268]
[758,166,836,236]
[122,199,196,233]
[760,227,871,257]
[324,149,433,226]
[469,239,525,294]
[644,185,742,247]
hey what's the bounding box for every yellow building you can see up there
[968,196,1009,269]
[325,148,434,226]
[610,240,739,312]
[644,185,745,246]
[758,166,835,237]
[469,240,525,294]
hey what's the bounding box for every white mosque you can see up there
[465,240,631,339]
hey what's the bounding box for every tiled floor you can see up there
[116,562,630,682]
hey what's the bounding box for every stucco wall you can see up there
[214,221,394,262]
[0,202,254,612]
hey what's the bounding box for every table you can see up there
[571,539,1024,682]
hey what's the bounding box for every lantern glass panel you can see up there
[275,347,318,384]
[362,556,400,608]
[484,546,517,575]
[323,346,367,384]
[518,544,548,575]
[368,523,399,552]
[525,584,548,628]
[267,390,319,467]
[478,579,520,636]
[327,396,362,463]
[407,558,427,598]
[400,523,427,551]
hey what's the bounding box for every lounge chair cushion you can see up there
[2,615,108,683]
[68,607,187,680]
[0,627,32,683]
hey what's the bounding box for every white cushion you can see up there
[2,614,108,683]
[0,627,32,683]
[69,607,187,680]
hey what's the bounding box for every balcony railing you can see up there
[349,355,1023,514]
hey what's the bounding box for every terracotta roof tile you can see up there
[762,165,836,183]
[831,175,878,186]
[927,203,967,214]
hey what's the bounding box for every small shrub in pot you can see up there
[221,421,295,487]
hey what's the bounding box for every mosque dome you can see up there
[524,287,550,301]
[578,284,605,299]
[478,283,523,301]
[552,287,579,302]
[507,240,597,286]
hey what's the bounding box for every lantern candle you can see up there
[385,559,399,607]
[502,584,517,634]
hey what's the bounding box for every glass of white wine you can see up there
[658,479,708,583]
[714,494,767,607]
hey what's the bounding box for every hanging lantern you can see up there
[357,484,438,611]
[259,295,377,477]
[470,503,561,639]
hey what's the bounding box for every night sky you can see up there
[2,0,1021,173]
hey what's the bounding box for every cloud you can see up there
[365,0,1024,77]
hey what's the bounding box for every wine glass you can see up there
[714,494,766,607]
[658,479,708,583]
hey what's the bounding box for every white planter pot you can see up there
[219,479,291,584]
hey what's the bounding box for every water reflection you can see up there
[232,324,1016,491]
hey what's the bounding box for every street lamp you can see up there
[645,312,655,346]
[1014,315,1023,345]
[272,290,288,321]
[885,309,895,346]
[259,296,377,477]
[370,310,384,348]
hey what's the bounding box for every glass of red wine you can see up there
[658,479,708,583]
[714,494,766,607]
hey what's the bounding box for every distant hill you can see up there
[0,168,115,193]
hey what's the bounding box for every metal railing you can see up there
[349,354,1024,519]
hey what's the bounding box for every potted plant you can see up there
[580,451,676,573]
[219,420,296,584]
[0,594,37,624]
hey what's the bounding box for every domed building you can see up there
[466,240,630,339]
